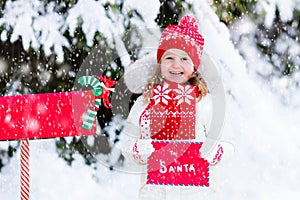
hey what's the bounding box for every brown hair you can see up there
[143,64,208,104]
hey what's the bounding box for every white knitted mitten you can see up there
[204,143,224,165]
[133,139,155,164]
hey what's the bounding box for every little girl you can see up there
[122,15,224,200]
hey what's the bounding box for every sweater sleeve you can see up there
[195,94,224,165]
[120,95,148,164]
[195,94,213,142]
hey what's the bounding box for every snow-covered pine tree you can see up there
[212,0,300,106]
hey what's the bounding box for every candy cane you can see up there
[81,108,97,130]
[78,76,103,97]
[78,76,103,130]
[20,139,30,200]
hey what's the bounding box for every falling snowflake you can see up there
[174,84,194,105]
[152,84,172,105]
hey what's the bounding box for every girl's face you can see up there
[160,49,194,84]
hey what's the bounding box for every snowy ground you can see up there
[0,140,140,200]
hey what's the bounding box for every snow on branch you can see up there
[0,0,160,64]
[66,0,115,48]
[0,0,117,62]
[0,1,69,62]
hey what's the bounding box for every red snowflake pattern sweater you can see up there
[140,82,198,140]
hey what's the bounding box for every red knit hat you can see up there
[157,15,204,70]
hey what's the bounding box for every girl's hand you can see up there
[203,141,235,165]
[133,139,155,164]
[203,143,224,165]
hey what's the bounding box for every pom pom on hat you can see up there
[157,15,204,70]
[178,15,199,30]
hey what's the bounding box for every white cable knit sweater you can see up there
[120,94,223,199]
